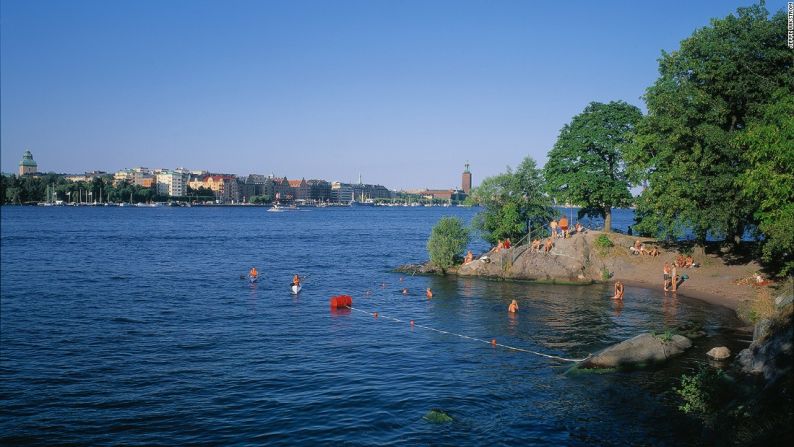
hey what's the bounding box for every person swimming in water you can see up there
[508,299,519,313]
[249,266,258,279]
[426,288,433,299]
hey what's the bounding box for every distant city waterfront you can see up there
[1,150,473,206]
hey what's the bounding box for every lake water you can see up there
[0,206,743,445]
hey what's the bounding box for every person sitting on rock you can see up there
[543,238,554,253]
[463,250,474,264]
[574,222,583,234]
[493,240,503,252]
[508,299,519,313]
[612,281,624,300]
[531,239,541,252]
[684,255,694,268]
[648,246,660,257]
[503,238,511,249]
[629,240,643,255]
[675,255,686,268]
[550,220,558,238]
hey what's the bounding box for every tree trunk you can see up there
[603,207,612,233]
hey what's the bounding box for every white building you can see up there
[155,169,190,197]
[331,181,353,203]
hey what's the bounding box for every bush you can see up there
[427,217,470,272]
[676,364,729,417]
[594,234,614,249]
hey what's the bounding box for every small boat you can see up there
[291,284,301,294]
[268,203,298,212]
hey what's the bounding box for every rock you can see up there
[706,346,731,360]
[775,293,793,311]
[753,318,773,342]
[736,348,762,374]
[578,332,692,369]
[423,409,453,424]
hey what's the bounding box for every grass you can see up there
[651,329,677,342]
[736,287,776,324]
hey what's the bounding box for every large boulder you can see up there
[578,333,692,369]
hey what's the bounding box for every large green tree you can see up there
[544,101,642,232]
[469,156,554,244]
[625,4,794,245]
[737,90,794,275]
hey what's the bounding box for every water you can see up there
[0,206,742,445]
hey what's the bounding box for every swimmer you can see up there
[508,299,519,313]
[426,288,433,299]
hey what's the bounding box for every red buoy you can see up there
[330,295,353,310]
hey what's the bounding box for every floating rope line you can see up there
[344,305,590,363]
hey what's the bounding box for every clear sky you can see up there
[1,0,788,189]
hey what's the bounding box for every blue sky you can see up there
[1,0,788,189]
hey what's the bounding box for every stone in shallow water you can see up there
[578,332,692,369]
[706,346,731,360]
[424,409,453,424]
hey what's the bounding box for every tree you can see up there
[544,101,642,232]
[470,156,554,244]
[737,90,794,275]
[427,216,470,272]
[625,5,794,245]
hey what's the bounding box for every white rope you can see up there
[344,306,590,363]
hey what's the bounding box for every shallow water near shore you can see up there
[1,206,744,445]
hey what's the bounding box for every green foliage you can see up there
[600,267,611,281]
[676,365,729,417]
[625,5,794,245]
[651,329,676,342]
[426,217,470,271]
[469,157,554,245]
[737,91,794,276]
[594,234,614,249]
[545,101,642,232]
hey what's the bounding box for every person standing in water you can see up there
[612,281,624,300]
[508,300,519,313]
[426,288,433,299]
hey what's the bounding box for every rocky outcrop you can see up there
[736,292,794,385]
[577,332,693,369]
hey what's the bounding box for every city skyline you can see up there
[2,0,788,189]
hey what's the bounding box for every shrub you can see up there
[676,364,729,417]
[594,234,614,249]
[427,217,470,272]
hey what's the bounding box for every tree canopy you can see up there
[469,156,554,244]
[737,90,794,275]
[624,4,794,244]
[544,101,642,232]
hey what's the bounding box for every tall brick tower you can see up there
[461,162,472,194]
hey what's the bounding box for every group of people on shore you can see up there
[629,239,660,256]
